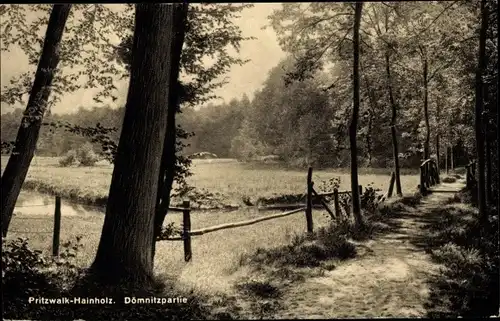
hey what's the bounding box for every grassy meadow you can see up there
[1,156,421,206]
[2,155,421,295]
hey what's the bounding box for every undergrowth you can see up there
[424,189,499,318]
[2,236,217,320]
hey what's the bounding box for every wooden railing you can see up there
[465,160,477,189]
[419,158,440,194]
[166,167,368,262]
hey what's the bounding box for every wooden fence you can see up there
[419,158,440,194]
[31,167,396,262]
[171,167,372,262]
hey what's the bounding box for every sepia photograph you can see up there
[1,1,498,320]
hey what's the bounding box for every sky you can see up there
[0,3,286,115]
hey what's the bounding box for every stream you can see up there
[14,190,105,217]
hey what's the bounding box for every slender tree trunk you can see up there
[445,145,449,174]
[360,63,375,167]
[152,3,188,258]
[385,52,403,196]
[475,0,488,219]
[451,145,454,170]
[1,5,71,237]
[436,100,441,173]
[422,53,431,160]
[90,4,175,286]
[350,2,364,228]
[366,110,373,166]
[486,126,492,204]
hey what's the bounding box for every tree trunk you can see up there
[349,2,364,228]
[436,100,441,173]
[423,54,431,160]
[90,4,175,286]
[451,145,454,170]
[385,52,403,196]
[474,0,488,220]
[445,145,449,174]
[360,63,375,167]
[152,3,189,258]
[486,127,492,204]
[1,5,71,237]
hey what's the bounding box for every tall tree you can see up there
[1,4,72,236]
[90,3,175,286]
[475,0,488,219]
[350,2,364,227]
[153,3,188,257]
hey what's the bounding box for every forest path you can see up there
[274,180,465,319]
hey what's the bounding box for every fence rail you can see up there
[9,166,399,263]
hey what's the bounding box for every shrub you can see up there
[2,237,83,319]
[59,150,77,167]
[77,142,99,166]
[360,184,383,214]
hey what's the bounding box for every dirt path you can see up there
[276,181,465,319]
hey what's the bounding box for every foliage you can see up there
[360,184,383,214]
[75,142,99,166]
[157,222,182,241]
[58,143,99,167]
[2,236,83,318]
[59,149,77,167]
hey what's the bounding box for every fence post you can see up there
[52,196,61,257]
[387,172,396,198]
[306,167,313,233]
[358,185,363,196]
[182,200,192,262]
[333,188,341,218]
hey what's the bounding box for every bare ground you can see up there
[254,181,465,319]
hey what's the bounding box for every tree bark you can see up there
[90,4,175,286]
[385,52,403,196]
[445,145,449,174]
[474,0,488,220]
[360,63,375,167]
[450,145,454,170]
[435,100,441,173]
[1,5,71,237]
[422,51,431,160]
[349,2,364,228]
[152,3,189,258]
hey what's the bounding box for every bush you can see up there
[59,150,77,167]
[2,237,83,319]
[77,142,99,166]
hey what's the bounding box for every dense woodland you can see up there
[1,1,498,319]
